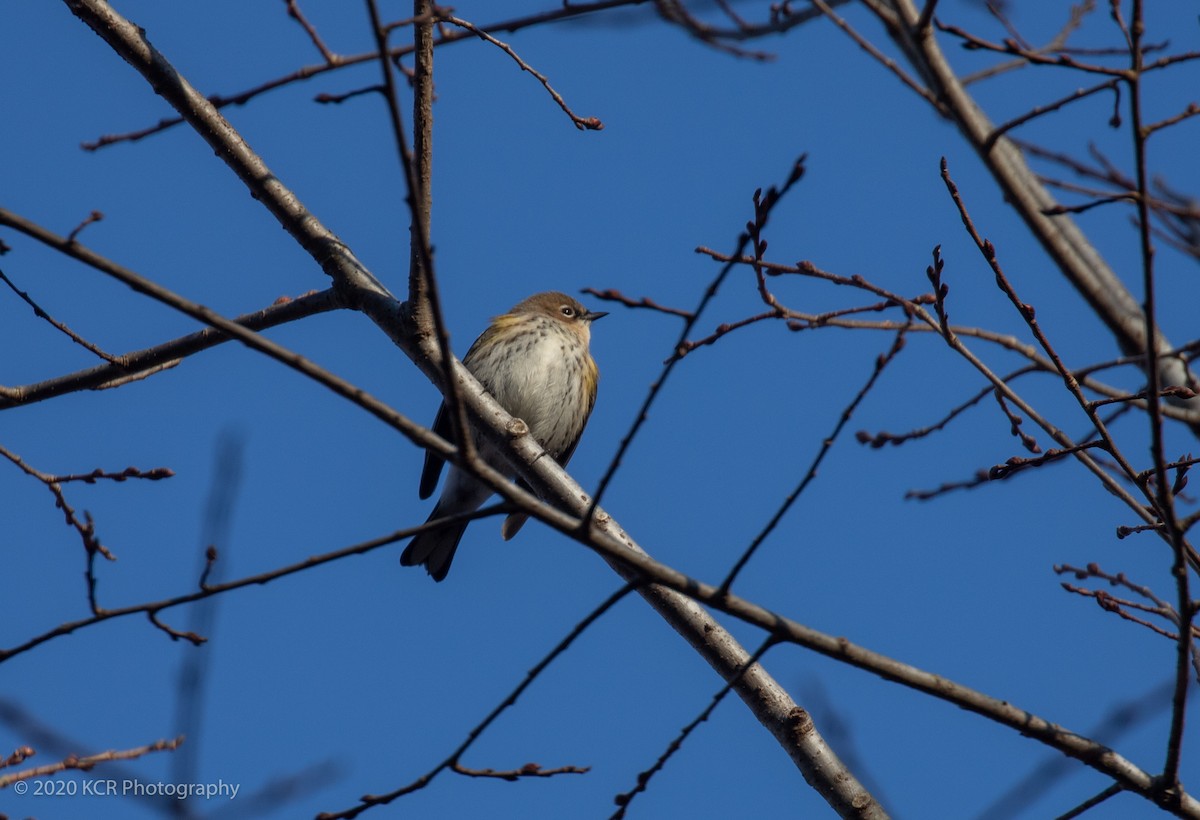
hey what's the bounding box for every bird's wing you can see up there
[418,401,451,500]
[553,366,598,468]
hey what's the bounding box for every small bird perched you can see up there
[402,291,607,581]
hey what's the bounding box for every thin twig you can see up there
[581,288,695,320]
[936,20,1127,77]
[437,12,603,130]
[0,444,121,565]
[450,761,588,780]
[318,584,634,818]
[0,267,122,364]
[80,1,643,150]
[585,157,807,525]
[985,79,1120,150]
[720,325,910,593]
[653,0,775,60]
[810,0,942,108]
[374,0,474,477]
[285,0,338,64]
[1056,784,1124,820]
[611,637,776,818]
[1143,101,1200,138]
[0,285,343,409]
[1123,0,1195,786]
[0,736,184,787]
[940,158,1142,487]
[0,504,506,664]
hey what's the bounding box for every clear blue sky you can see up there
[2,2,1197,818]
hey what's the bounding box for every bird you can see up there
[401,291,606,581]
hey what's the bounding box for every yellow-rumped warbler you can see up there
[401,291,607,581]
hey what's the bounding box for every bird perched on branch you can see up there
[402,291,607,581]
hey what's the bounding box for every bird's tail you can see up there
[401,504,470,582]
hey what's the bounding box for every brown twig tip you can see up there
[991,389,1041,453]
[925,245,952,336]
[3,746,36,769]
[1116,523,1161,539]
[66,211,104,244]
[1172,460,1190,495]
[148,610,207,646]
[856,429,893,448]
[200,545,220,589]
[786,155,807,186]
[991,441,1107,481]
[581,288,694,319]
[63,465,175,484]
[315,86,385,105]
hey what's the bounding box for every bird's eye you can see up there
[561,305,575,317]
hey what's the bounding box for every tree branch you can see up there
[58,4,884,815]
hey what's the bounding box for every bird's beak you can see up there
[586,310,609,322]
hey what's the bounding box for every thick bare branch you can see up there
[861,0,1200,430]
[59,5,883,815]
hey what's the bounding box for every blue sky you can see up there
[2,2,1198,818]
